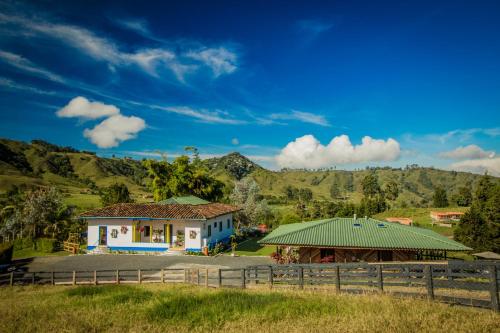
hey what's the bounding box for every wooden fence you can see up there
[1,261,498,311]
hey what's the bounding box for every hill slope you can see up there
[0,138,493,211]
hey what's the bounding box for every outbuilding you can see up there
[80,196,240,253]
[259,217,471,263]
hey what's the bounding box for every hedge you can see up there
[13,238,58,253]
[0,243,14,264]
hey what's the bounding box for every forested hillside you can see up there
[0,138,492,211]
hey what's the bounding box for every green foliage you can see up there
[35,238,58,253]
[99,183,133,206]
[231,177,271,227]
[143,155,224,202]
[361,173,381,198]
[280,212,301,225]
[451,186,472,207]
[0,242,13,264]
[454,174,500,252]
[45,154,74,177]
[384,180,399,201]
[329,176,341,199]
[433,186,449,207]
[13,237,34,250]
[0,142,32,173]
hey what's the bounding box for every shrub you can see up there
[13,238,34,250]
[35,238,58,253]
[0,243,14,264]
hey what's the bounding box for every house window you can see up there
[214,222,217,229]
[219,221,222,232]
[227,219,230,229]
[208,225,212,237]
[144,226,151,237]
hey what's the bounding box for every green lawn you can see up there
[13,248,69,259]
[234,236,275,256]
[1,284,498,332]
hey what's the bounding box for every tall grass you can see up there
[1,284,498,333]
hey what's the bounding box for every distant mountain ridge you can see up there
[0,138,494,210]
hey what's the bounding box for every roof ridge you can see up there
[263,218,334,243]
[377,218,469,248]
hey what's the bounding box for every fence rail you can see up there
[1,261,498,311]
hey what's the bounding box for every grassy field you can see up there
[234,236,275,256]
[374,207,469,237]
[12,248,69,259]
[0,284,498,333]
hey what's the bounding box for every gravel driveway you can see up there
[14,254,272,272]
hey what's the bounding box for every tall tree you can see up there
[432,186,448,207]
[384,180,399,201]
[361,173,381,198]
[451,186,473,207]
[230,177,270,228]
[143,153,224,202]
[100,183,133,206]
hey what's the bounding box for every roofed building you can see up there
[79,196,239,253]
[430,211,464,223]
[259,217,471,263]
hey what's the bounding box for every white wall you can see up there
[86,213,234,251]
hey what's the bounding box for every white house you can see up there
[80,196,240,253]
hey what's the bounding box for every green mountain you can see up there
[0,138,492,211]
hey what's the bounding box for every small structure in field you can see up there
[385,217,413,226]
[430,211,464,225]
[259,216,471,263]
[257,224,269,234]
[79,196,239,253]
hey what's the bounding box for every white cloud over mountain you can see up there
[276,134,400,168]
[439,144,495,159]
[83,114,146,148]
[450,157,500,177]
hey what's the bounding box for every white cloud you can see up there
[296,19,333,35]
[439,144,495,159]
[83,114,146,148]
[113,18,150,35]
[56,96,120,120]
[231,138,239,145]
[269,110,330,127]
[154,106,246,125]
[186,47,237,77]
[0,51,65,83]
[450,157,500,177]
[276,134,401,168]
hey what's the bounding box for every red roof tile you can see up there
[79,203,240,220]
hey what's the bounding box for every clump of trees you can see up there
[230,177,271,229]
[433,186,449,207]
[143,148,224,202]
[99,183,133,206]
[454,175,499,252]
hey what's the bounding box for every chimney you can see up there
[353,214,357,222]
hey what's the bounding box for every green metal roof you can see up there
[259,218,472,251]
[157,195,210,205]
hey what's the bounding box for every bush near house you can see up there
[0,242,13,264]
[13,238,58,253]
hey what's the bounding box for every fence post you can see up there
[335,266,341,293]
[217,269,222,288]
[31,272,35,285]
[72,271,76,286]
[184,269,188,283]
[268,266,273,289]
[489,265,499,311]
[116,270,120,284]
[138,269,141,284]
[197,269,200,285]
[376,265,383,292]
[51,271,55,285]
[9,272,13,286]
[93,271,97,285]
[241,268,246,289]
[205,268,209,287]
[425,265,434,299]
[161,269,165,283]
[298,266,304,289]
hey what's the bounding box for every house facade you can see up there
[259,217,471,263]
[80,196,239,253]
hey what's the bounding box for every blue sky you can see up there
[0,0,499,174]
